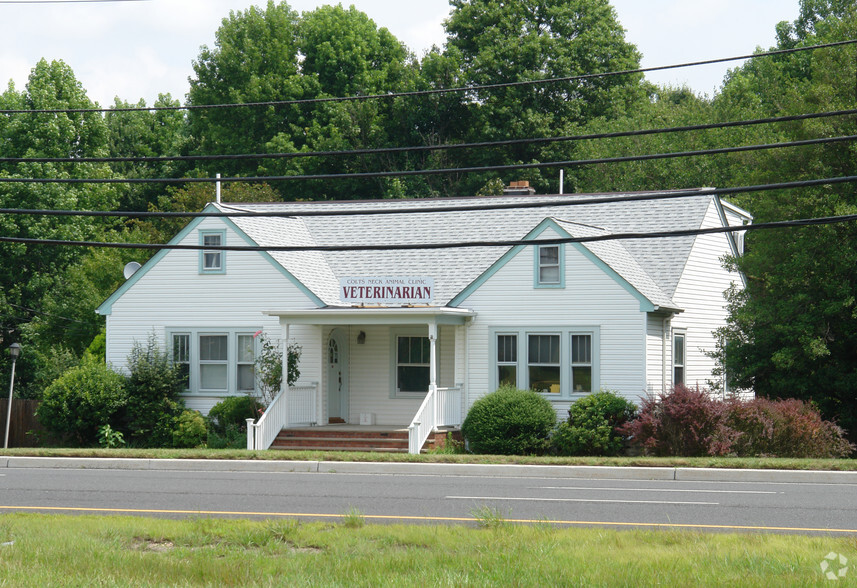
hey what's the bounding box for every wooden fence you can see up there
[0,398,44,447]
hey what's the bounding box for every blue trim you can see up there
[533,243,565,288]
[199,229,226,274]
[97,203,326,316]
[451,218,657,311]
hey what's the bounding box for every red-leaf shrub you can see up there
[618,385,728,457]
[620,386,854,458]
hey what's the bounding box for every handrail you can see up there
[247,388,287,451]
[407,386,436,454]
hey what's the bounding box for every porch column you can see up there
[428,321,438,429]
[282,322,290,427]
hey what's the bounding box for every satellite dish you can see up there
[123,261,142,280]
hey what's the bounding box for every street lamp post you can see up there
[4,343,21,450]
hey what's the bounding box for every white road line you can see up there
[531,486,778,494]
[447,496,718,505]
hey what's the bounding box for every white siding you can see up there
[105,217,320,414]
[459,231,649,413]
[645,314,668,396]
[670,201,743,396]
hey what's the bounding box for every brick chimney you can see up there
[503,180,536,196]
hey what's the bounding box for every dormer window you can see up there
[199,230,225,274]
[535,244,563,287]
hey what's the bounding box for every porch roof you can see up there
[263,306,476,325]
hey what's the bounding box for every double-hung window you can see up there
[497,334,518,387]
[199,334,228,391]
[172,333,190,390]
[673,332,686,386]
[237,334,256,392]
[396,336,430,394]
[528,334,561,394]
[199,230,225,273]
[571,334,592,392]
[535,244,563,287]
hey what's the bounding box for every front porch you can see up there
[247,306,475,453]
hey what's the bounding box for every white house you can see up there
[97,188,751,452]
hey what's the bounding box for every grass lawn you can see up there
[0,513,853,586]
[3,446,857,471]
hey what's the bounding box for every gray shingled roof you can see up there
[219,191,715,310]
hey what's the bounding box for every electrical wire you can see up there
[0,39,853,115]
[1,212,854,252]
[1,175,855,219]
[0,134,852,184]
[2,109,855,165]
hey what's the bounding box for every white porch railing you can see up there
[288,382,319,426]
[407,384,463,454]
[247,382,319,450]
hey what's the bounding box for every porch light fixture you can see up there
[357,331,366,344]
[4,342,21,450]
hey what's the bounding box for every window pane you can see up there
[397,336,409,362]
[203,234,221,247]
[539,246,559,265]
[172,334,189,363]
[200,335,227,360]
[203,251,221,270]
[539,266,560,283]
[200,364,227,390]
[177,363,190,390]
[529,366,560,393]
[674,334,685,365]
[572,366,592,393]
[238,335,255,363]
[674,366,685,386]
[418,337,430,364]
[398,366,429,393]
[529,335,559,364]
[497,335,517,363]
[572,335,591,364]
[237,364,255,391]
[498,365,517,387]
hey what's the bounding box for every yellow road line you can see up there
[1,505,856,533]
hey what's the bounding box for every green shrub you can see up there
[461,385,556,455]
[551,390,637,456]
[208,395,264,436]
[206,423,247,449]
[172,410,207,448]
[36,359,127,445]
[123,334,186,447]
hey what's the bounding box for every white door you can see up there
[327,329,349,422]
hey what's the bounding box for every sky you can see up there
[0,0,802,107]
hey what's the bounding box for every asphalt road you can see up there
[1,460,856,535]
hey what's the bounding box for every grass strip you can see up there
[0,513,852,586]
[2,446,857,471]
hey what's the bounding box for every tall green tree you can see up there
[443,0,647,194]
[714,2,857,440]
[0,59,120,394]
[105,94,189,211]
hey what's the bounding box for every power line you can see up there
[0,39,853,115]
[2,109,855,166]
[1,175,856,219]
[0,134,853,184]
[1,212,855,252]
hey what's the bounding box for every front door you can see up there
[327,329,349,423]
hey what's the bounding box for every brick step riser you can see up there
[278,431,409,440]
[272,439,409,449]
